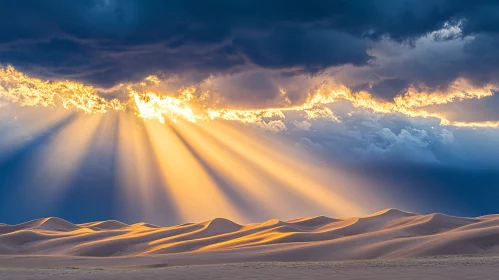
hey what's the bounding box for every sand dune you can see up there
[2,209,499,263]
[78,220,129,231]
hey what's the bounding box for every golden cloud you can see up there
[0,66,497,128]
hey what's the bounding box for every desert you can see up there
[2,209,499,279]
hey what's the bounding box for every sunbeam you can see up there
[26,114,104,206]
[144,120,247,222]
[115,112,175,222]
[172,120,294,219]
[0,102,388,224]
[194,121,364,216]
[0,106,73,162]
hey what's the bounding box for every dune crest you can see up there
[0,217,78,234]
[286,216,340,228]
[78,220,129,231]
[2,209,499,262]
[365,208,416,218]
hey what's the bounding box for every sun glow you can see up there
[0,66,394,224]
[10,66,499,223]
[1,66,498,128]
[1,66,498,222]
[0,107,385,223]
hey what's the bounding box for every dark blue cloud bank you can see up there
[1,0,499,91]
[1,0,499,224]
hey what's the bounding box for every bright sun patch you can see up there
[0,65,498,128]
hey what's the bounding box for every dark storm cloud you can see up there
[0,0,372,86]
[234,28,370,72]
[215,72,284,108]
[423,92,499,123]
[369,79,410,100]
[364,33,499,99]
[2,0,499,88]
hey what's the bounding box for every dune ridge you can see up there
[2,209,499,261]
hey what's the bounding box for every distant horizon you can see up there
[1,208,494,227]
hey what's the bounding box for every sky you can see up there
[1,0,499,225]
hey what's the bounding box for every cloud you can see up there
[2,0,499,89]
[2,1,499,130]
[369,33,499,97]
[0,0,374,86]
[234,27,371,72]
[260,104,479,168]
[421,94,499,123]
[5,1,499,224]
[363,127,438,163]
[439,129,455,144]
[259,120,287,132]
[296,137,326,154]
[293,121,312,131]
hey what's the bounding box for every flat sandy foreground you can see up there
[1,255,498,280]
